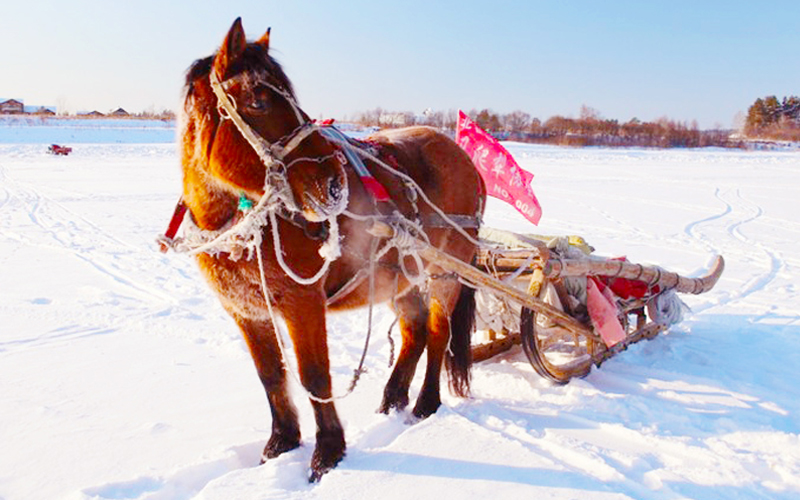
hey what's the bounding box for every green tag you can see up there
[238,193,254,212]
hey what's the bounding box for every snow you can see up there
[0,116,175,144]
[1,121,799,500]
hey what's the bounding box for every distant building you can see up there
[83,111,105,117]
[32,106,56,115]
[0,99,24,114]
[110,108,129,117]
[378,112,411,127]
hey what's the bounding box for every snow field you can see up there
[1,127,799,499]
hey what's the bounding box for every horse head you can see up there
[182,18,348,224]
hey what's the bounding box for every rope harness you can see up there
[160,68,487,403]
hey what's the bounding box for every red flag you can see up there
[456,110,542,225]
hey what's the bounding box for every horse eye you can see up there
[246,86,271,113]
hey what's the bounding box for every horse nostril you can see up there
[328,177,342,200]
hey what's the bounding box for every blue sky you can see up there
[3,0,797,128]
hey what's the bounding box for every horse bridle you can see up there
[208,69,346,215]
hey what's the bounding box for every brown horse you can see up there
[177,18,486,481]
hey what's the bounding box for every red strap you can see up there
[164,198,188,240]
[158,198,187,253]
[360,176,390,202]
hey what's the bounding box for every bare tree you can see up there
[502,110,531,133]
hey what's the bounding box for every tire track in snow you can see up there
[723,190,784,301]
[0,325,119,352]
[683,187,733,254]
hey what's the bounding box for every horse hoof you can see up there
[377,397,409,415]
[412,396,441,420]
[378,388,409,414]
[262,432,301,462]
[308,448,345,483]
[307,434,346,482]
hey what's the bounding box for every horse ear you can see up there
[214,17,247,80]
[257,27,271,51]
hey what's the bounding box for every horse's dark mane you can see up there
[185,56,213,91]
[184,45,295,102]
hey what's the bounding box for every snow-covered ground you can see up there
[0,116,175,144]
[1,121,799,500]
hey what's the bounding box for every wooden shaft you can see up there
[367,221,595,339]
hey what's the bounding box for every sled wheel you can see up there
[520,280,594,384]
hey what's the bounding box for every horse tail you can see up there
[445,283,476,398]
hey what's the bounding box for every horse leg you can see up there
[413,276,465,419]
[280,294,346,482]
[235,316,301,461]
[379,289,428,414]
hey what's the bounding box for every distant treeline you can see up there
[354,106,739,148]
[355,99,800,148]
[744,95,800,142]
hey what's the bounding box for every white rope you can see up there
[178,186,277,257]
[210,70,310,161]
[210,71,282,168]
[340,209,432,291]
[209,70,331,217]
[267,209,337,286]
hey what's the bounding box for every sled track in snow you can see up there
[0,325,120,352]
[0,164,217,353]
[0,169,180,306]
[686,187,784,311]
[0,164,12,212]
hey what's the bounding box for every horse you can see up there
[176,17,486,481]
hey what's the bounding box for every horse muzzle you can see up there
[301,175,349,222]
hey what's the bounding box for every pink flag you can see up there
[456,110,542,225]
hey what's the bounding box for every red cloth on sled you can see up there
[586,278,626,347]
[599,257,660,300]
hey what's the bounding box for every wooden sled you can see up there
[368,221,725,384]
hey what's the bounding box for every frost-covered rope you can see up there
[341,208,432,291]
[171,70,345,274]
[175,185,278,257]
[267,209,338,286]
